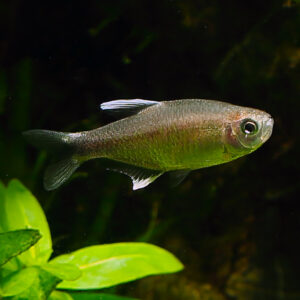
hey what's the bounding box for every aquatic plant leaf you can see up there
[7,266,61,300]
[0,181,6,233]
[42,263,82,281]
[0,179,52,265]
[52,242,183,290]
[0,267,38,296]
[0,229,41,266]
[70,292,137,300]
[49,290,74,300]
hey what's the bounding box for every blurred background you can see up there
[0,0,299,299]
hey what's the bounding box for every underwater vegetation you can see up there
[0,179,183,299]
[0,0,299,299]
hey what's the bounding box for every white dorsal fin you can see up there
[107,162,163,190]
[100,99,160,117]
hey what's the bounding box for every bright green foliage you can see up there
[70,293,138,300]
[0,267,38,296]
[0,266,59,299]
[49,290,74,300]
[41,263,82,281]
[52,243,183,290]
[0,179,52,265]
[0,179,183,298]
[9,267,60,300]
[0,181,7,233]
[49,291,137,300]
[0,229,41,266]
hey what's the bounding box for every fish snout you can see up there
[261,116,274,142]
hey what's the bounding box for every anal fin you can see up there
[107,162,163,190]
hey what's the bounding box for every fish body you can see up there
[23,99,274,190]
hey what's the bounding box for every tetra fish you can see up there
[23,99,274,190]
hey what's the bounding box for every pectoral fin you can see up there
[107,162,163,190]
[169,169,191,187]
[100,99,160,117]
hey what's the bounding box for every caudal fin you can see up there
[44,157,80,190]
[23,129,81,191]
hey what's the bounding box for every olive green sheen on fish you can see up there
[23,99,274,191]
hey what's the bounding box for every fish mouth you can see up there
[261,116,274,142]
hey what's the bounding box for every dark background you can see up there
[1,0,299,299]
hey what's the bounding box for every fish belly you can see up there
[100,120,225,171]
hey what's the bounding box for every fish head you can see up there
[224,108,274,155]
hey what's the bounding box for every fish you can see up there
[23,99,274,191]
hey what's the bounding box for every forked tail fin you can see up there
[23,129,81,191]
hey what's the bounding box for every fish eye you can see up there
[241,119,258,135]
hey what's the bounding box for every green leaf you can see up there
[70,292,137,300]
[0,179,52,265]
[0,181,6,232]
[0,229,41,266]
[49,290,74,300]
[42,263,82,281]
[8,267,60,300]
[0,267,38,296]
[0,259,20,277]
[51,242,183,290]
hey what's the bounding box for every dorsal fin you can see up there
[106,161,163,190]
[100,99,160,117]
